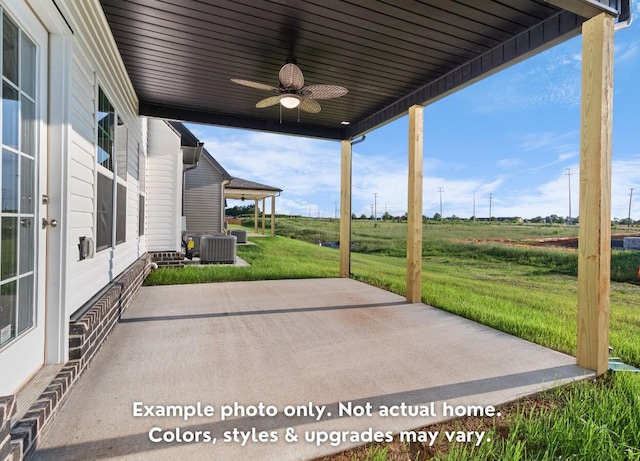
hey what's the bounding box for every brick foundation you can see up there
[149,251,184,268]
[4,254,153,461]
[0,396,16,461]
[68,254,153,373]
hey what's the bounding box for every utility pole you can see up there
[437,186,444,221]
[629,188,634,228]
[334,200,338,219]
[370,204,374,219]
[566,168,573,224]
[489,193,493,222]
[473,191,476,221]
[374,193,378,220]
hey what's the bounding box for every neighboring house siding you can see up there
[146,120,182,252]
[60,0,145,313]
[184,156,224,233]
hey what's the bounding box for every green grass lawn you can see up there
[146,237,339,285]
[444,371,640,460]
[265,217,584,244]
[343,372,640,461]
[145,220,640,461]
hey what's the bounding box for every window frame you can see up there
[95,86,128,252]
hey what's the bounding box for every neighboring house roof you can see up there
[201,149,232,181]
[168,121,232,180]
[227,178,282,192]
[167,120,281,196]
[226,177,282,200]
[168,120,200,147]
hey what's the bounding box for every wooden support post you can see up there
[339,140,352,278]
[271,195,275,237]
[407,105,424,303]
[254,199,258,233]
[262,197,266,235]
[577,13,614,375]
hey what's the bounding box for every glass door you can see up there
[0,2,47,396]
[0,10,37,349]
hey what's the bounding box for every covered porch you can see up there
[98,0,630,375]
[2,0,630,459]
[31,278,589,460]
[225,178,283,236]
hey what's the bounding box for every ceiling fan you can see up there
[231,61,348,113]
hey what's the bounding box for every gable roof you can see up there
[168,120,232,180]
[168,120,201,147]
[201,149,232,181]
[227,177,282,193]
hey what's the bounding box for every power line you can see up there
[437,187,444,221]
[473,191,476,221]
[566,168,574,224]
[629,188,634,228]
[374,193,378,220]
[489,193,493,221]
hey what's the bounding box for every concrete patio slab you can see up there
[32,278,590,460]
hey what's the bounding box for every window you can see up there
[96,88,127,251]
[96,173,113,251]
[116,183,126,244]
[139,195,145,236]
[116,118,127,180]
[97,89,114,171]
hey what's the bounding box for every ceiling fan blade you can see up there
[299,97,321,113]
[231,79,278,92]
[279,63,304,90]
[255,96,281,108]
[301,84,348,100]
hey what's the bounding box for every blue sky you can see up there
[188,7,640,220]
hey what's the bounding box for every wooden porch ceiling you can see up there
[98,0,625,140]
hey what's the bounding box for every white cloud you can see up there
[187,123,640,220]
[497,158,523,169]
[557,152,577,162]
[512,131,579,173]
[468,41,583,113]
[195,130,341,197]
[494,155,640,219]
[519,131,576,152]
[616,41,638,63]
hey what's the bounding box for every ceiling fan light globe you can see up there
[280,95,301,109]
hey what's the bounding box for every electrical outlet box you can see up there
[78,236,95,260]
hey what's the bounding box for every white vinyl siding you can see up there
[58,0,144,313]
[184,156,225,233]
[146,119,182,252]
